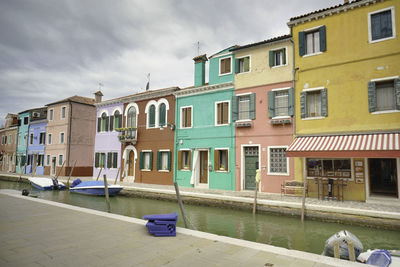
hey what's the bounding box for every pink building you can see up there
[231,35,295,193]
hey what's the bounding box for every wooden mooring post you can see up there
[301,178,308,222]
[114,167,120,185]
[103,175,110,213]
[174,182,188,228]
[96,167,103,181]
[55,161,65,180]
[66,161,77,187]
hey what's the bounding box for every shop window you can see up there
[307,159,351,178]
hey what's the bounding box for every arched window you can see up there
[159,103,166,127]
[127,107,136,128]
[149,105,156,128]
[113,110,121,130]
[101,112,108,132]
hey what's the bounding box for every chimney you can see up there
[94,91,103,103]
[344,0,349,3]
[193,54,207,87]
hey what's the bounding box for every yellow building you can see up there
[287,0,400,201]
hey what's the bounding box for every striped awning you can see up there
[286,133,400,158]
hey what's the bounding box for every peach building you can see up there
[231,35,295,193]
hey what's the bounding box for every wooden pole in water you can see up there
[67,160,77,187]
[56,160,65,180]
[174,182,188,228]
[253,181,258,215]
[114,167,120,185]
[348,240,355,261]
[96,167,103,181]
[103,174,110,213]
[301,178,307,222]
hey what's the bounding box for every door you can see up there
[244,146,259,190]
[128,150,134,176]
[369,158,398,197]
[51,157,56,176]
[32,154,37,174]
[199,151,208,184]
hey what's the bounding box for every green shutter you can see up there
[244,57,250,72]
[97,118,101,132]
[269,50,274,67]
[107,152,112,168]
[300,91,306,118]
[368,81,376,113]
[149,105,155,127]
[288,88,294,116]
[157,151,161,170]
[113,152,118,168]
[159,104,166,127]
[110,116,114,131]
[299,31,305,56]
[105,116,109,132]
[118,114,123,128]
[167,151,171,171]
[139,152,144,170]
[282,48,286,65]
[394,79,400,110]
[319,26,327,52]
[232,96,238,122]
[95,153,99,168]
[235,59,240,73]
[268,91,275,118]
[321,88,328,117]
[149,152,153,170]
[249,93,256,120]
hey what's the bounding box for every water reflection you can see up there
[1,179,399,254]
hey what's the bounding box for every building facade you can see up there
[0,114,18,173]
[16,110,30,173]
[287,0,400,201]
[231,35,295,193]
[26,108,47,175]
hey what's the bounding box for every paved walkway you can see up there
[0,190,366,267]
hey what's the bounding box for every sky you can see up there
[0,0,342,127]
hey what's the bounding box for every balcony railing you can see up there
[115,127,137,144]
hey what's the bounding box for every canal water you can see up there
[1,180,399,255]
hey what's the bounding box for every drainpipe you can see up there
[67,101,72,176]
[289,27,296,137]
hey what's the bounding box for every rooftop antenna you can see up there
[145,73,150,91]
[197,41,200,56]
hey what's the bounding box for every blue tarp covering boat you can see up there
[70,179,123,196]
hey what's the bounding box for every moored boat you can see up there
[70,179,123,196]
[28,177,66,191]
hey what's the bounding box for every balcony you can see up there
[116,127,137,144]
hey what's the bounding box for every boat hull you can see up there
[70,187,123,196]
[28,177,66,191]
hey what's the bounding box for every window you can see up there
[97,112,108,132]
[300,88,328,119]
[38,155,44,167]
[216,101,229,125]
[219,57,232,75]
[159,103,166,127]
[95,152,106,168]
[58,155,63,166]
[139,151,152,170]
[157,151,171,171]
[127,106,137,128]
[235,56,250,73]
[49,109,54,121]
[148,105,156,128]
[24,117,28,125]
[46,155,50,166]
[368,78,400,112]
[61,106,66,119]
[299,26,326,56]
[48,134,52,145]
[307,158,351,179]
[181,106,192,128]
[268,147,288,175]
[107,152,118,169]
[29,133,34,145]
[369,7,395,42]
[233,93,256,122]
[39,132,45,145]
[269,48,286,67]
[60,133,65,144]
[268,89,294,118]
[238,95,250,120]
[4,135,7,145]
[214,149,228,171]
[178,150,191,170]
[8,135,12,144]
[111,110,122,131]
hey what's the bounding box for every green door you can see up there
[244,147,259,190]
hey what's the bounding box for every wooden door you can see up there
[199,151,208,184]
[51,157,56,176]
[244,147,258,190]
[128,150,134,176]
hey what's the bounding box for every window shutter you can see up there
[319,26,327,52]
[105,116,109,132]
[159,104,166,127]
[139,152,144,170]
[368,82,376,113]
[107,152,112,168]
[394,79,400,110]
[232,96,238,122]
[282,49,286,65]
[113,152,118,168]
[149,152,153,170]
[214,150,220,171]
[249,93,256,120]
[188,150,192,169]
[149,105,155,127]
[223,102,229,124]
[299,31,305,56]
[288,88,294,116]
[177,151,182,170]
[300,91,306,118]
[97,118,101,132]
[235,59,240,73]
[321,88,328,117]
[244,57,250,72]
[95,153,99,168]
[167,151,171,171]
[110,116,114,131]
[118,114,123,128]
[268,91,275,118]
[269,51,274,67]
[156,151,161,170]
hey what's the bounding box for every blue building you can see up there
[26,108,47,175]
